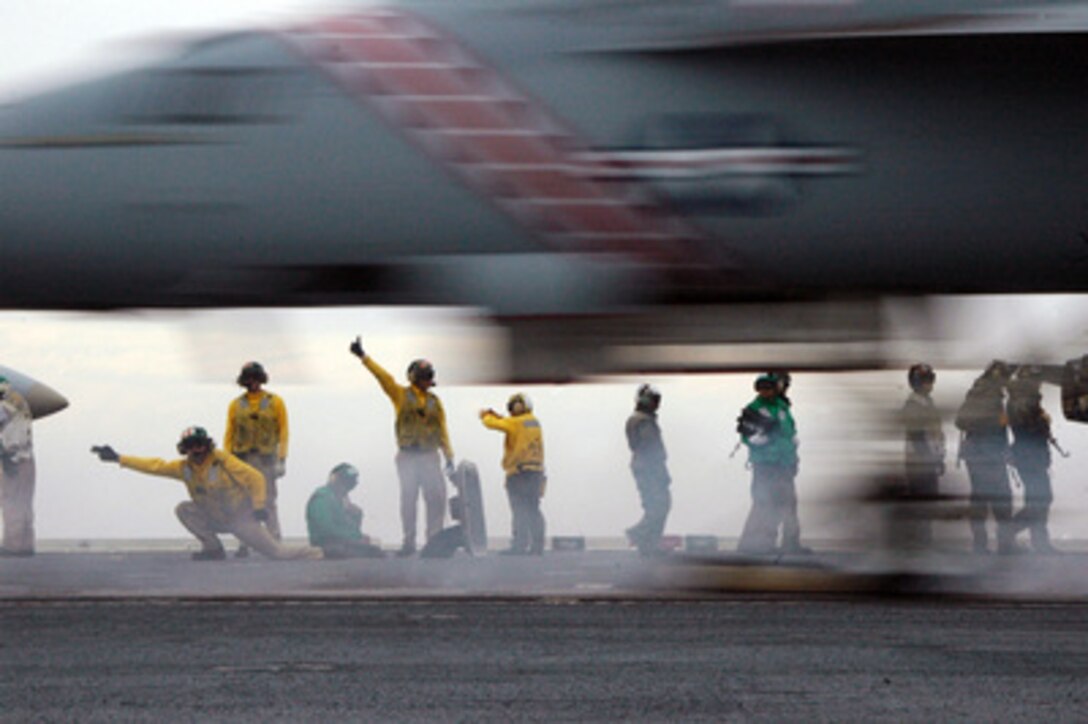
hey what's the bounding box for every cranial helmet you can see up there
[636,383,661,411]
[908,363,936,391]
[507,393,532,413]
[237,361,268,386]
[329,462,359,490]
[984,359,1014,381]
[754,373,779,391]
[177,426,214,455]
[407,359,435,386]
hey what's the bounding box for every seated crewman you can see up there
[306,463,384,559]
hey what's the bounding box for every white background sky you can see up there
[0,1,327,104]
[3,3,1088,549]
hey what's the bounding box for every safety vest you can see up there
[395,388,443,451]
[506,416,544,474]
[231,393,279,455]
[181,452,252,521]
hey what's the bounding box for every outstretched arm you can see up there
[117,455,187,481]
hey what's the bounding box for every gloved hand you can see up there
[444,459,456,480]
[275,459,286,479]
[349,336,365,360]
[254,509,269,523]
[91,445,120,462]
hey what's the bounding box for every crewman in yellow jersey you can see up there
[350,336,454,557]
[481,393,546,556]
[224,361,289,556]
[92,427,321,561]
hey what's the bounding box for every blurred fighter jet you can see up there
[2,0,1088,377]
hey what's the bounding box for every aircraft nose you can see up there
[24,381,69,419]
[0,365,69,419]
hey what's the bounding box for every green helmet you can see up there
[329,462,359,490]
[754,373,779,391]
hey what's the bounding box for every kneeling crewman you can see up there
[92,427,321,561]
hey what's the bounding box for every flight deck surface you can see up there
[4,542,1088,600]
[4,545,1088,720]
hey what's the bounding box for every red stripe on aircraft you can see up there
[285,11,708,267]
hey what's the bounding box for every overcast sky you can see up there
[3,3,1088,549]
[0,0,327,104]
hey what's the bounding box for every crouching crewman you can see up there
[306,463,384,559]
[92,426,322,561]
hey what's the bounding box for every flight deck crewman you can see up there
[306,463,384,559]
[1007,369,1061,554]
[736,373,806,555]
[624,384,671,557]
[224,361,288,557]
[92,426,321,561]
[0,377,36,557]
[955,361,1016,555]
[350,336,454,557]
[481,393,546,556]
[902,363,945,546]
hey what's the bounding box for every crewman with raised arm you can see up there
[350,336,454,557]
[481,393,546,556]
[92,426,321,561]
[224,361,289,557]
